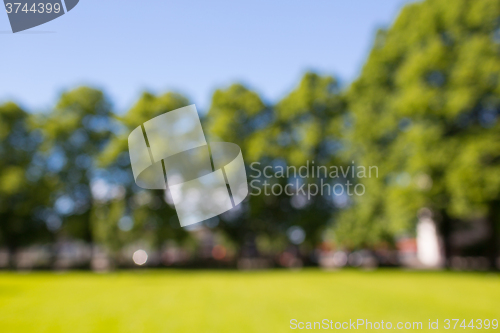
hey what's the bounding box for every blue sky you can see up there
[0,0,415,113]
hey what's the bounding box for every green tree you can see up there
[205,73,345,253]
[0,102,52,267]
[35,87,115,264]
[336,0,500,267]
[96,92,191,263]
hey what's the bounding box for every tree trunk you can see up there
[7,243,17,270]
[439,210,453,269]
[487,200,500,271]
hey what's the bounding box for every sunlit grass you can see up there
[0,269,498,332]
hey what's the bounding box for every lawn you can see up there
[0,269,498,332]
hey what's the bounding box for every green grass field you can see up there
[0,269,498,332]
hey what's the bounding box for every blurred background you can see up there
[1,0,500,331]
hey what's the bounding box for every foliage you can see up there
[335,0,500,257]
[94,92,192,258]
[205,73,345,250]
[0,102,53,262]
